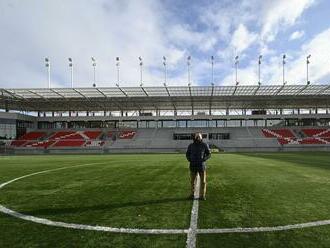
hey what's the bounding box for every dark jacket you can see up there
[186,141,211,170]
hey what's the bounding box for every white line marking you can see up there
[0,205,187,234]
[0,163,330,235]
[0,162,105,189]
[186,175,200,248]
[197,220,330,233]
[0,162,187,234]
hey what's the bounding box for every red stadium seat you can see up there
[49,131,84,140]
[18,132,47,140]
[23,140,56,148]
[262,128,296,145]
[10,140,27,147]
[302,128,326,137]
[299,137,326,144]
[53,140,86,147]
[83,131,102,139]
[13,130,105,149]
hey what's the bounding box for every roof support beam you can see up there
[1,89,25,100]
[232,85,238,95]
[253,85,260,95]
[275,85,285,95]
[117,86,128,97]
[209,84,214,115]
[188,84,194,115]
[164,84,177,112]
[28,90,50,102]
[73,89,102,110]
[141,86,149,96]
[50,89,66,99]
[297,84,310,95]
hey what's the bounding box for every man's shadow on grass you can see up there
[24,197,189,216]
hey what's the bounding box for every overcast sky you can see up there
[1,0,330,88]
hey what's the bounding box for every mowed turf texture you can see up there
[0,153,330,248]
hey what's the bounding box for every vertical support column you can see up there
[5,100,9,112]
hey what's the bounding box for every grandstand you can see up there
[1,84,330,154]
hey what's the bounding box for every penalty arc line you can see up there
[0,162,187,235]
[0,163,330,236]
[0,205,187,234]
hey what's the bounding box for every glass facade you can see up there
[118,121,137,128]
[227,120,241,127]
[177,120,187,128]
[0,121,16,139]
[34,117,330,130]
[209,133,230,140]
[187,120,208,127]
[162,120,176,128]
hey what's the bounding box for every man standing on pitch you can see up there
[186,133,211,200]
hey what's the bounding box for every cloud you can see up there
[0,0,325,90]
[231,24,257,54]
[0,0,190,88]
[167,24,217,52]
[221,27,330,86]
[289,30,305,41]
[285,28,330,84]
[260,0,314,42]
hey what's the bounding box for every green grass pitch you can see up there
[0,152,330,247]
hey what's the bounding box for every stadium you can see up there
[1,84,330,247]
[1,84,330,154]
[1,0,330,247]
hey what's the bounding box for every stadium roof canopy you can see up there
[1,84,330,112]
